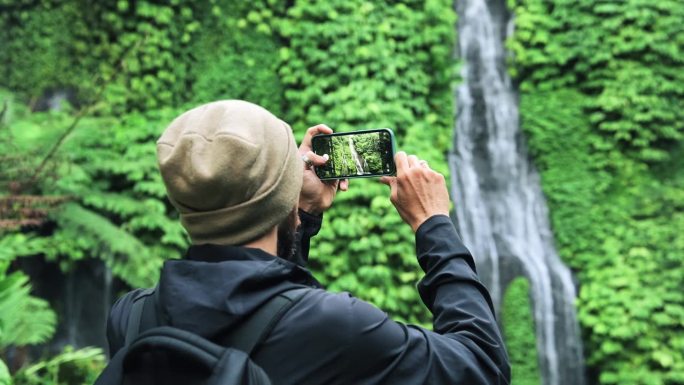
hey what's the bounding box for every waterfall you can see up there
[449,1,586,384]
[348,137,367,175]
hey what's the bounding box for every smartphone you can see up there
[311,128,396,180]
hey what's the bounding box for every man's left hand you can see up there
[298,124,349,215]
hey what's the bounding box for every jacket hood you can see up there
[157,244,320,339]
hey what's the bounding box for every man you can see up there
[106,100,511,384]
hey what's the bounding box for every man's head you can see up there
[156,100,303,247]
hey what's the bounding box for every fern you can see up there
[49,202,164,287]
[1,102,188,289]
[0,358,10,385]
[0,266,56,347]
[0,359,12,385]
[0,234,48,264]
[13,346,105,385]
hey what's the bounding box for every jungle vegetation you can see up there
[0,0,682,384]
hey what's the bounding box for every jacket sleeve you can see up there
[344,215,511,384]
[293,209,323,266]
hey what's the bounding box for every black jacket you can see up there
[107,213,510,384]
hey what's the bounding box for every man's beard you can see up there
[277,208,298,261]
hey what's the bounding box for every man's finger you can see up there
[379,176,396,186]
[407,155,420,168]
[339,179,349,191]
[301,124,333,148]
[324,179,339,188]
[395,152,409,177]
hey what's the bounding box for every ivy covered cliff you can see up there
[0,0,682,384]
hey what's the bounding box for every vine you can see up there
[277,0,456,324]
[509,0,684,383]
[502,277,542,385]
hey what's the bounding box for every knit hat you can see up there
[156,100,303,245]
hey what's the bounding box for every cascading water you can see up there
[348,137,368,175]
[449,1,586,384]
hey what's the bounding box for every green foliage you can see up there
[317,132,389,177]
[327,135,360,176]
[4,1,682,384]
[13,346,105,385]
[0,101,189,287]
[508,0,684,382]
[0,0,287,114]
[502,277,541,385]
[0,358,10,385]
[1,0,457,324]
[277,0,456,324]
[509,0,684,163]
[4,0,452,380]
[351,133,386,173]
[78,0,206,112]
[0,1,94,106]
[0,262,56,348]
[189,0,286,115]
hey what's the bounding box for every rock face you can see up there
[21,257,121,357]
[449,1,586,384]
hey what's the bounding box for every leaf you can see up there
[14,345,105,385]
[0,269,56,347]
[51,202,163,287]
[0,358,10,385]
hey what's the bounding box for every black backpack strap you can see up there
[124,286,309,355]
[222,287,309,355]
[123,287,157,346]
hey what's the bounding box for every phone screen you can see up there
[311,129,396,180]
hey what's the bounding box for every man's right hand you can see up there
[379,152,451,232]
[298,124,349,215]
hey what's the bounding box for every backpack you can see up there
[95,286,309,385]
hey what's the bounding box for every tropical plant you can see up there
[0,264,56,349]
[13,346,105,385]
[0,357,11,385]
[2,1,682,384]
[502,277,542,385]
[0,234,57,381]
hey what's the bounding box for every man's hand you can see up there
[380,152,450,232]
[298,124,349,215]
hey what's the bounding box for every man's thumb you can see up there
[306,151,329,166]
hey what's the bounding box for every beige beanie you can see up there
[156,100,303,245]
